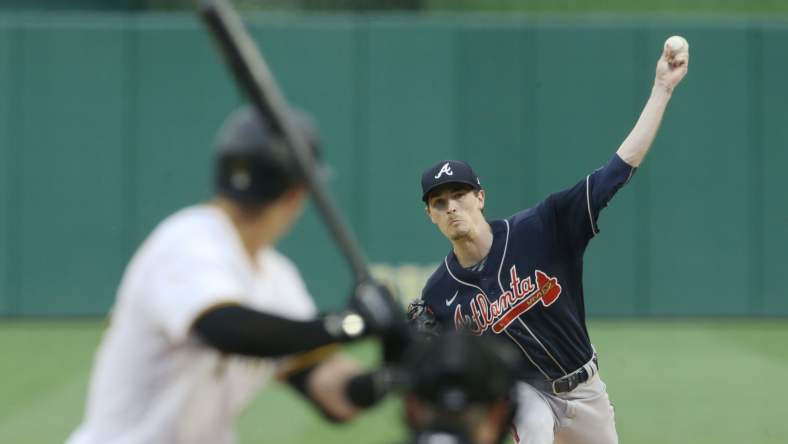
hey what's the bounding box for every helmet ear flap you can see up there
[213,106,319,206]
[215,154,292,206]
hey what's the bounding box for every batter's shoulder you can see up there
[259,248,298,274]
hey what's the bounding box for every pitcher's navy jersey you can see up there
[421,154,636,381]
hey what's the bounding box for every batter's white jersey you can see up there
[67,205,317,444]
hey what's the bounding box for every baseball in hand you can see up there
[656,35,689,89]
[665,35,689,55]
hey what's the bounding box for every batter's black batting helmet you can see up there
[214,105,320,205]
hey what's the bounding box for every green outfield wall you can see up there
[0,13,786,316]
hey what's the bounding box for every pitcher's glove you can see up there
[406,299,440,340]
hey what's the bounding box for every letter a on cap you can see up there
[434,162,454,179]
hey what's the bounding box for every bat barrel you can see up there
[200,0,373,285]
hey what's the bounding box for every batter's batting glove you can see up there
[406,299,441,340]
[348,280,411,363]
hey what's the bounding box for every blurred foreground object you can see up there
[404,333,520,444]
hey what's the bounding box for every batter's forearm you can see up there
[615,85,673,167]
[304,355,364,421]
[193,305,350,358]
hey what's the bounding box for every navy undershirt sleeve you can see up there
[544,153,636,252]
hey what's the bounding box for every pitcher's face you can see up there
[426,185,485,241]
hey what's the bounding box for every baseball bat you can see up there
[198,0,373,285]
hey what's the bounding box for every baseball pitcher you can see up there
[410,39,689,444]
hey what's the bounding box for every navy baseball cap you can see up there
[421,160,482,202]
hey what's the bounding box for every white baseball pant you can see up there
[511,361,617,444]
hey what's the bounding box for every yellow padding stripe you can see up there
[277,344,339,380]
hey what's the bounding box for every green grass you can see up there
[1,319,787,443]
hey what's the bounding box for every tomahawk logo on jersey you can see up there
[452,266,562,335]
[421,154,635,381]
